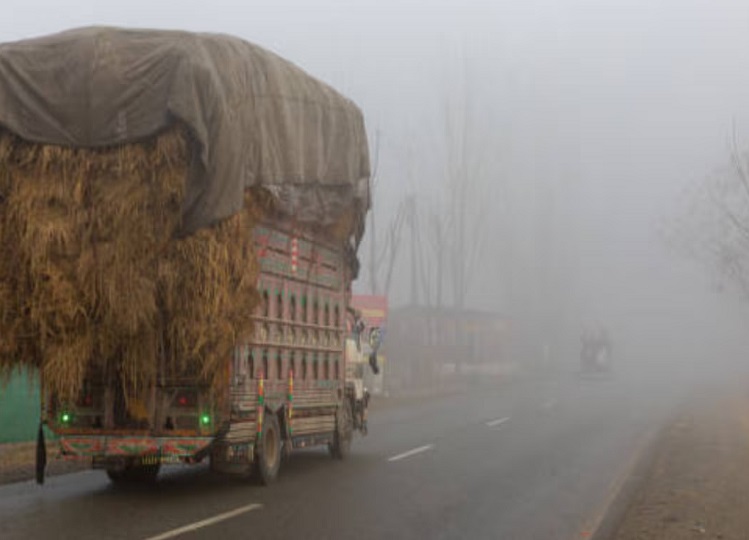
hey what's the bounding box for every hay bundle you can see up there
[0,126,261,402]
[158,192,262,389]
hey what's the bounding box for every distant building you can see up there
[384,306,511,392]
[350,295,388,329]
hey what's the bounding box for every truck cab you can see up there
[344,315,371,434]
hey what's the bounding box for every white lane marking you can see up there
[387,444,434,462]
[486,416,511,428]
[143,503,263,540]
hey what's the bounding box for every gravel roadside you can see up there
[609,387,749,540]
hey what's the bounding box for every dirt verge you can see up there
[0,441,88,485]
[608,388,749,540]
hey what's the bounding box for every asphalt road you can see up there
[0,369,687,540]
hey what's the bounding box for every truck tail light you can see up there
[174,391,197,408]
[77,394,93,407]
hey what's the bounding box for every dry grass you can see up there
[0,126,262,403]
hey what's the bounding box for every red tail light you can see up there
[174,391,197,407]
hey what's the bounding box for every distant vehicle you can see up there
[580,328,613,375]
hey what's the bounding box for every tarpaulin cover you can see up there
[0,27,370,239]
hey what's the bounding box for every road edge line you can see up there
[581,412,676,540]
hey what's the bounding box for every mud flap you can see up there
[35,422,47,485]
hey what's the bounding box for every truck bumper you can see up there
[58,435,213,462]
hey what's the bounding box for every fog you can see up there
[4,0,749,385]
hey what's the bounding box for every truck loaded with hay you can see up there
[0,27,372,485]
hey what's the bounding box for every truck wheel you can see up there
[254,412,281,485]
[106,461,160,485]
[329,400,353,460]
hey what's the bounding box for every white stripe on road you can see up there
[388,444,434,462]
[143,503,263,540]
[486,416,511,428]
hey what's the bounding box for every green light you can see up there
[200,414,211,426]
[60,412,71,424]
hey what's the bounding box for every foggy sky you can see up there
[4,0,749,371]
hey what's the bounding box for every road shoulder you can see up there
[0,440,87,485]
[606,387,749,540]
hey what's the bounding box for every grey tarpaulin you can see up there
[0,27,370,243]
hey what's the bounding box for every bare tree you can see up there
[381,197,409,298]
[670,124,749,299]
[427,210,448,309]
[440,60,497,310]
[364,55,502,323]
[367,129,382,295]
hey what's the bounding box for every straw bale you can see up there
[159,192,260,389]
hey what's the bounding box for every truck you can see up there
[57,223,370,484]
[0,28,372,485]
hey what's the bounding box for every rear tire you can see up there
[254,412,281,485]
[329,400,353,460]
[106,461,160,485]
